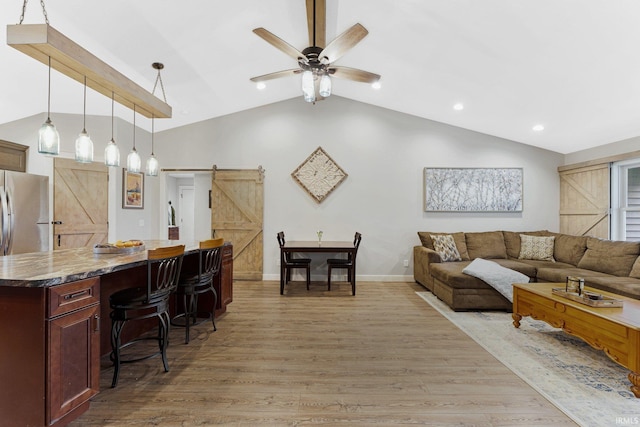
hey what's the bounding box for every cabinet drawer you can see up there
[48,278,100,318]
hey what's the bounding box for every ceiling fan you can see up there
[250,0,381,103]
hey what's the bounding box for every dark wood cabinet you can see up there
[216,243,234,313]
[0,278,100,427]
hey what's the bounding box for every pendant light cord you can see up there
[82,76,87,131]
[151,115,155,155]
[110,92,114,139]
[132,105,136,150]
[46,56,51,120]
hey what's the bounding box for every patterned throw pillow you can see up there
[518,234,555,261]
[430,234,462,262]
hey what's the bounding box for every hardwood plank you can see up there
[71,281,576,426]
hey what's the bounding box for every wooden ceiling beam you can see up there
[6,24,171,119]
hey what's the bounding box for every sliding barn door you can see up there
[559,163,610,238]
[211,166,264,280]
[53,158,109,249]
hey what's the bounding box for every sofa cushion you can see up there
[503,230,554,259]
[628,257,640,279]
[518,234,555,261]
[577,237,640,276]
[536,266,612,283]
[430,261,493,290]
[582,276,640,299]
[513,259,574,271]
[491,259,537,278]
[553,234,588,266]
[430,234,462,262]
[417,232,470,260]
[465,231,507,259]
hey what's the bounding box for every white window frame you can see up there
[611,158,640,241]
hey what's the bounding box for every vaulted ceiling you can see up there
[2,1,640,154]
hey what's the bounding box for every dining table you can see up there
[280,240,357,291]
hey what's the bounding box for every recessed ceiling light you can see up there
[371,81,381,90]
[453,103,464,111]
[256,82,266,90]
[532,124,545,132]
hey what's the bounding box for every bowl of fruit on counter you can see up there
[93,240,145,254]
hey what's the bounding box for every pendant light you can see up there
[104,91,120,167]
[146,62,167,177]
[75,76,94,163]
[38,56,60,155]
[145,115,159,176]
[126,105,141,173]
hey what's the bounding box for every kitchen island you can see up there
[0,240,233,427]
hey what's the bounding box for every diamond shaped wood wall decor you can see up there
[292,147,348,203]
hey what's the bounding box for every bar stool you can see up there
[327,232,361,295]
[109,244,185,388]
[172,238,224,344]
[278,231,311,294]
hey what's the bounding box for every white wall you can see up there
[155,96,564,281]
[0,97,565,280]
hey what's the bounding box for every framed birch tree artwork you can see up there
[424,168,523,212]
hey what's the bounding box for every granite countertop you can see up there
[0,240,199,288]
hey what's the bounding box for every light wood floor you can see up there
[71,281,576,426]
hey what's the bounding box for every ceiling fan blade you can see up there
[250,69,302,83]
[253,28,307,62]
[329,66,380,84]
[306,0,326,47]
[320,23,369,64]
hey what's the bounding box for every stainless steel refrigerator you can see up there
[0,171,49,255]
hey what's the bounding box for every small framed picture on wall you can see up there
[123,169,144,209]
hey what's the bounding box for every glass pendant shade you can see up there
[301,70,315,103]
[104,139,120,167]
[75,76,93,163]
[38,118,60,155]
[38,56,59,155]
[127,148,141,173]
[75,129,93,163]
[319,74,332,97]
[146,154,159,176]
[104,91,120,167]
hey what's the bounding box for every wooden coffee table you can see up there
[512,282,640,397]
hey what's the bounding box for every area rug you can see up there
[416,291,640,427]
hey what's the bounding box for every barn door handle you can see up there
[57,235,61,247]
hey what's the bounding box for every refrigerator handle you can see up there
[0,188,7,256]
[5,190,13,255]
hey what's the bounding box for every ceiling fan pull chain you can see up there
[18,0,50,25]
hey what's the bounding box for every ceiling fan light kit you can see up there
[251,0,380,103]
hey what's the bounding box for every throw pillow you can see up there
[430,234,462,262]
[518,234,555,261]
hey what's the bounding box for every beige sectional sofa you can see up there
[413,230,640,311]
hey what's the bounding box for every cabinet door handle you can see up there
[93,314,100,332]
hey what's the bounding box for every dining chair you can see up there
[278,231,311,294]
[172,238,224,344]
[109,244,185,388]
[327,232,362,295]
